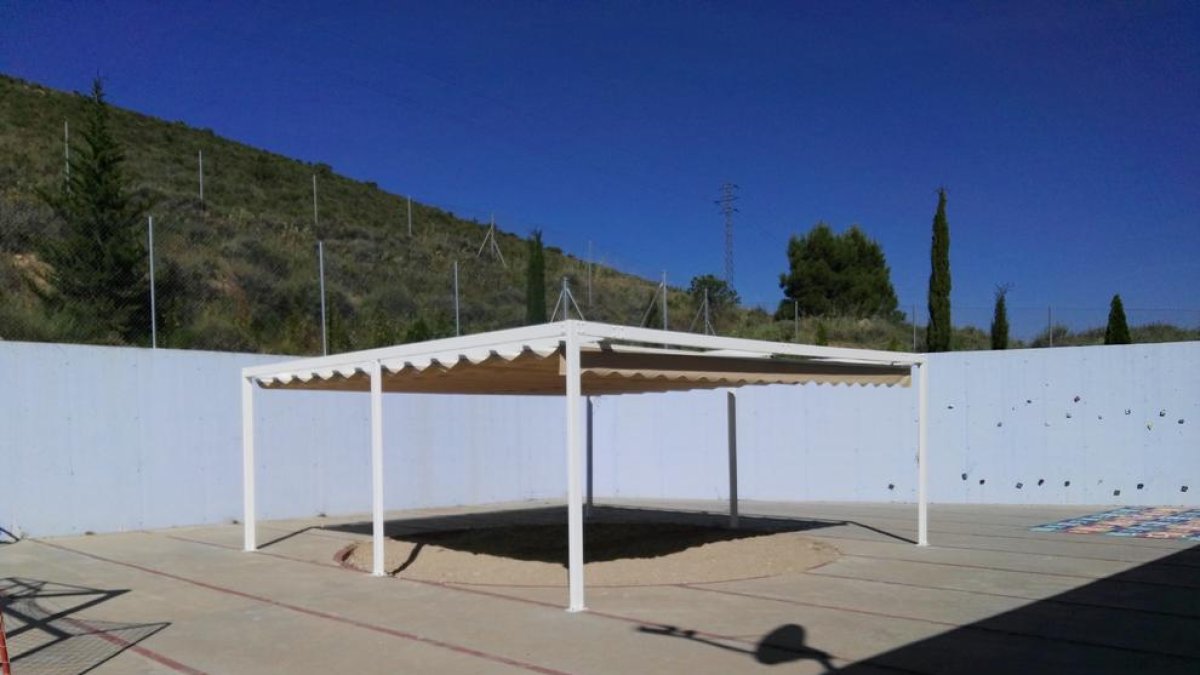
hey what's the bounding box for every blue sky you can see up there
[2,1,1197,336]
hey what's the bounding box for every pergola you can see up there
[241,320,929,611]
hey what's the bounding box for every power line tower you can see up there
[716,182,739,287]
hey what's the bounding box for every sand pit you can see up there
[337,509,840,586]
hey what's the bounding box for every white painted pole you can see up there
[318,241,328,355]
[565,322,586,612]
[148,216,157,349]
[370,360,386,576]
[917,361,929,547]
[242,377,257,551]
[453,260,461,336]
[727,391,739,529]
[64,119,70,186]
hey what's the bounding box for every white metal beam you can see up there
[575,321,922,366]
[917,362,929,547]
[242,376,256,552]
[370,360,386,575]
[565,323,586,612]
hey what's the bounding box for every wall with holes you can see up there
[591,342,1199,507]
[1,339,1196,538]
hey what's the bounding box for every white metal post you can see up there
[370,360,386,576]
[585,397,594,514]
[242,377,257,551]
[453,261,461,336]
[917,361,929,546]
[318,241,328,355]
[727,391,739,529]
[148,216,157,349]
[564,323,586,611]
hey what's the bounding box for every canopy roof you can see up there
[247,320,918,396]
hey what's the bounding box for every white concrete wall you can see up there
[592,342,1199,508]
[2,340,1196,538]
[0,341,564,537]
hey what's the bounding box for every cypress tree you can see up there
[525,229,547,324]
[1104,294,1132,344]
[926,188,952,352]
[38,78,150,343]
[990,286,1010,350]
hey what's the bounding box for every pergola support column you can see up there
[242,377,256,552]
[370,360,386,576]
[917,360,929,547]
[585,397,594,516]
[565,325,586,612]
[727,391,739,529]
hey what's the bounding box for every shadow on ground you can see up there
[640,543,1200,673]
[322,505,888,564]
[0,577,170,675]
[837,543,1200,674]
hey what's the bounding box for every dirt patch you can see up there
[340,518,839,586]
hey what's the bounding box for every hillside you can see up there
[3,75,1193,354]
[0,74,685,354]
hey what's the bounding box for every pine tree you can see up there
[38,78,150,343]
[777,223,899,319]
[926,188,952,352]
[525,229,547,324]
[990,286,1010,350]
[1104,294,1132,344]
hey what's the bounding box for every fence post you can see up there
[148,216,157,349]
[453,260,461,336]
[318,240,328,355]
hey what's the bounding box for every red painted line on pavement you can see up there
[159,533,951,673]
[34,540,569,675]
[0,589,206,675]
[842,552,1200,589]
[807,570,1200,620]
[58,614,209,675]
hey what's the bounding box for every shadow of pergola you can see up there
[318,504,906,565]
[0,577,170,675]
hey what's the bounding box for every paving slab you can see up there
[2,500,1197,674]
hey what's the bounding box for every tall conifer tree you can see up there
[39,78,150,343]
[525,229,547,324]
[990,286,1010,350]
[1104,294,1132,344]
[926,188,952,352]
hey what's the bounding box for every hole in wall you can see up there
[1137,483,1144,490]
[1183,486,1190,493]
[1159,410,1167,417]
[1037,478,1045,486]
[1065,412,1072,419]
[1179,419,1186,425]
[1016,482,1023,489]
[1064,480,1071,487]
[961,473,968,481]
[1073,395,1081,403]
[1113,489,1121,497]
[979,479,986,485]
[887,483,895,491]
